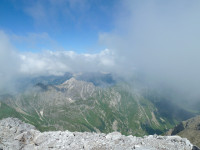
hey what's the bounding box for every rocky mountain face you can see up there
[167,115,200,147]
[0,118,198,150]
[0,77,194,136]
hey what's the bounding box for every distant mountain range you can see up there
[15,72,115,92]
[0,72,197,137]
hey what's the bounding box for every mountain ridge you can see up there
[167,115,200,147]
[0,77,194,136]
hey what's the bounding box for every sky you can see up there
[1,0,200,100]
[0,0,118,53]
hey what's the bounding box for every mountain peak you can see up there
[61,77,95,88]
[58,77,96,100]
[62,77,77,85]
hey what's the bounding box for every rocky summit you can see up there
[0,118,198,150]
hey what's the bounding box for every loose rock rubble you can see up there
[0,118,199,150]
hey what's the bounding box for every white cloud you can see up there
[19,49,115,76]
[0,30,116,80]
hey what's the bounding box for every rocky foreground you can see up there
[0,118,199,150]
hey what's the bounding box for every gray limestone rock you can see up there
[0,118,198,150]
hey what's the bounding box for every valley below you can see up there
[0,74,199,149]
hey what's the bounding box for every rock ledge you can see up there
[0,118,199,150]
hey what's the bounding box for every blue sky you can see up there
[0,0,118,53]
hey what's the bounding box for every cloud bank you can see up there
[0,30,115,91]
[0,30,115,76]
[0,31,21,92]
[1,0,200,101]
[99,0,200,99]
[19,49,114,76]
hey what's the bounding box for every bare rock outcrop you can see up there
[167,115,200,148]
[0,118,198,150]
